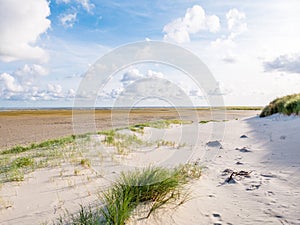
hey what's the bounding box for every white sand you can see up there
[1,114,300,224]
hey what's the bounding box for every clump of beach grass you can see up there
[260,93,300,117]
[100,164,201,223]
[0,156,35,182]
[55,205,102,225]
[80,158,91,168]
[54,164,201,225]
[99,130,145,154]
[100,167,186,224]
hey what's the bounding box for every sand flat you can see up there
[0,109,258,150]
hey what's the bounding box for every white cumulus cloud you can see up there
[163,5,220,43]
[0,73,23,93]
[15,64,48,77]
[211,8,247,63]
[226,8,247,37]
[13,64,48,86]
[60,13,77,28]
[0,0,51,62]
[146,70,164,79]
[120,68,143,85]
[77,0,95,13]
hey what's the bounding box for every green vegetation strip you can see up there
[224,106,262,110]
[0,120,191,183]
[1,135,77,155]
[199,119,228,124]
[56,164,201,225]
[260,93,300,117]
[0,134,90,182]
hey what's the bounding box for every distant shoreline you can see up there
[0,106,263,112]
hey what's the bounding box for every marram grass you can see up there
[260,93,300,117]
[0,119,190,184]
[55,164,201,225]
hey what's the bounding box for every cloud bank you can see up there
[0,64,74,101]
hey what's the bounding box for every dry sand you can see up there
[2,110,299,225]
[129,114,300,225]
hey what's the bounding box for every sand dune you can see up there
[129,114,300,225]
[0,112,299,225]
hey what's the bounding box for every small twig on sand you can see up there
[226,170,252,183]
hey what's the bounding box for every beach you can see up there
[2,0,300,224]
[1,109,300,225]
[0,109,258,150]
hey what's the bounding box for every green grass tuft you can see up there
[260,93,300,117]
[100,165,199,224]
[80,158,91,168]
[12,157,34,168]
[0,157,35,182]
[55,205,102,225]
[55,164,201,224]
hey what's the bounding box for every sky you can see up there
[0,0,300,108]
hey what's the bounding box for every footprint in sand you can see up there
[246,179,262,191]
[280,135,286,140]
[261,173,277,178]
[246,183,261,191]
[265,190,275,196]
[211,212,223,225]
[235,147,251,153]
[240,134,248,138]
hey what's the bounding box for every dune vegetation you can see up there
[0,119,199,223]
[56,164,201,225]
[260,93,300,117]
[0,120,190,183]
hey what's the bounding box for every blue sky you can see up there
[1,0,300,108]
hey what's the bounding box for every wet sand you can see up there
[0,109,259,150]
